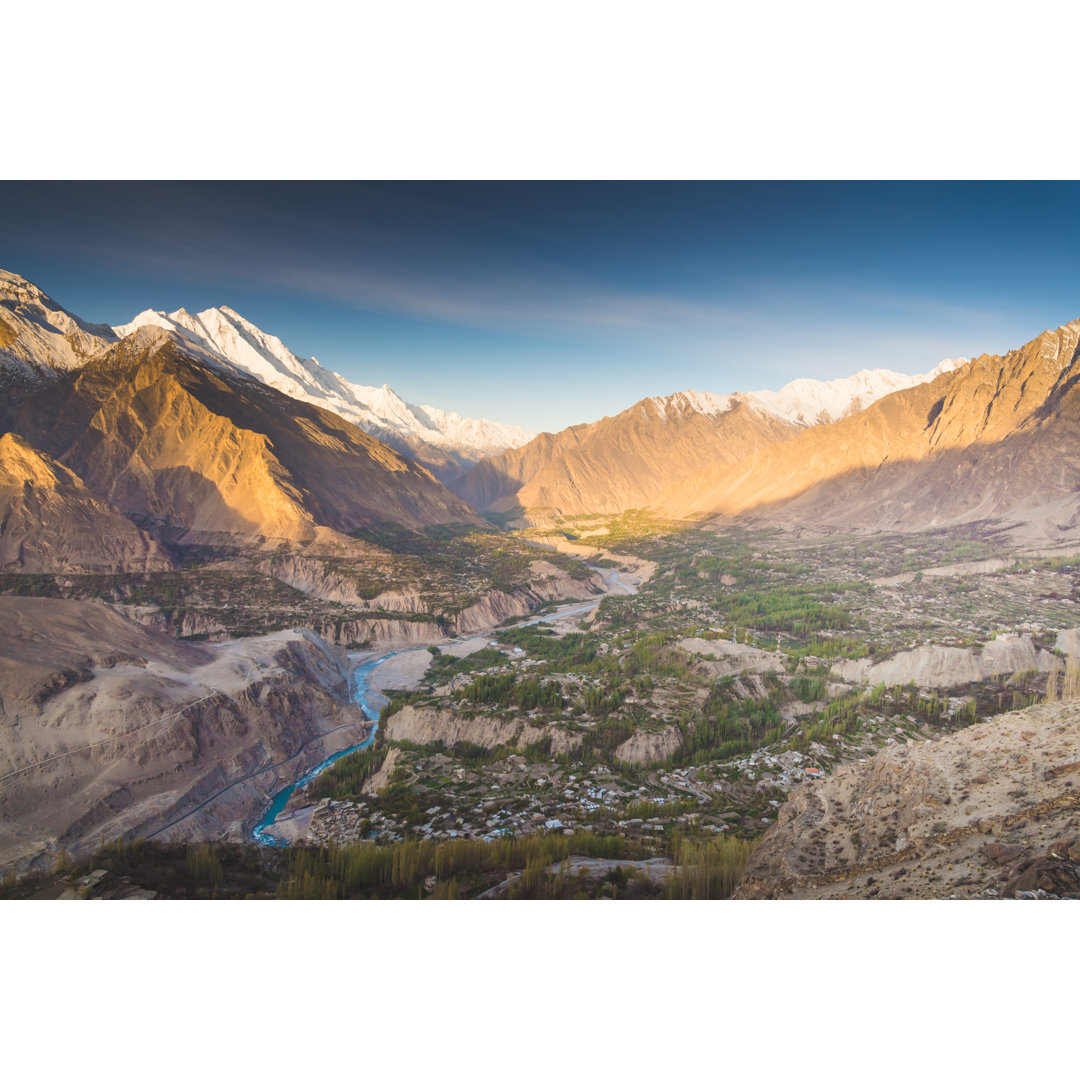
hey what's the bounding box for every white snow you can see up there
[112,305,533,461]
[656,358,971,429]
[1,270,117,379]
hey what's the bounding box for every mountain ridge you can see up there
[450,357,969,522]
[0,270,118,390]
[3,323,486,553]
[112,303,533,482]
[660,317,1080,536]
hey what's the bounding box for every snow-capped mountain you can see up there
[456,357,976,518]
[745,359,969,425]
[644,360,969,428]
[112,305,533,482]
[0,270,117,388]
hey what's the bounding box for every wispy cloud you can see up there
[28,222,747,339]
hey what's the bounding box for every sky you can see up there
[3,181,1079,433]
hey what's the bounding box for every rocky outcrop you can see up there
[316,617,446,648]
[733,701,1080,899]
[677,637,786,677]
[831,633,1063,688]
[0,597,370,873]
[614,725,683,765]
[384,704,548,752]
[0,433,172,573]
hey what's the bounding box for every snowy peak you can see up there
[112,305,330,401]
[655,360,972,429]
[746,361,970,426]
[112,304,533,480]
[645,389,738,419]
[1,271,117,385]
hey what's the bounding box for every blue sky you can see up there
[3,181,1079,433]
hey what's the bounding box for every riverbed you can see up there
[251,564,637,846]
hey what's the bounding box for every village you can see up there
[291,522,1080,854]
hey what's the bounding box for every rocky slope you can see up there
[454,316,1080,539]
[0,433,172,572]
[733,700,1080,899]
[452,393,803,519]
[449,362,962,520]
[113,303,532,483]
[0,270,116,391]
[664,319,1080,536]
[0,596,371,873]
[831,633,1064,689]
[4,327,486,545]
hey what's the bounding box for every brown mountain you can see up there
[0,596,370,871]
[658,319,1080,536]
[4,327,485,546]
[451,391,803,520]
[0,433,171,572]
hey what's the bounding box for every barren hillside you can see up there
[734,701,1080,899]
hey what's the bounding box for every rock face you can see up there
[4,327,486,545]
[0,433,172,572]
[384,704,548,752]
[664,319,1080,536]
[733,701,1080,899]
[614,726,683,765]
[112,303,533,484]
[451,393,802,518]
[831,633,1063,689]
[362,746,403,795]
[0,597,370,873]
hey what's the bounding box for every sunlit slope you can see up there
[656,320,1080,533]
[452,392,803,518]
[0,432,172,572]
[6,328,487,544]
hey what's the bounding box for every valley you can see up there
[8,514,1080,899]
[4,266,1080,900]
[234,519,1080,893]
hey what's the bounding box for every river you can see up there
[251,565,635,846]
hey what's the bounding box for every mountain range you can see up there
[112,304,533,483]
[0,271,485,569]
[449,322,1080,539]
[5,266,1080,564]
[450,358,973,523]
[658,318,1080,536]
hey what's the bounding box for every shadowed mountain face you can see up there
[0,433,172,572]
[450,392,804,520]
[3,328,486,548]
[0,596,370,872]
[660,319,1080,537]
[112,304,533,484]
[452,317,1080,539]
